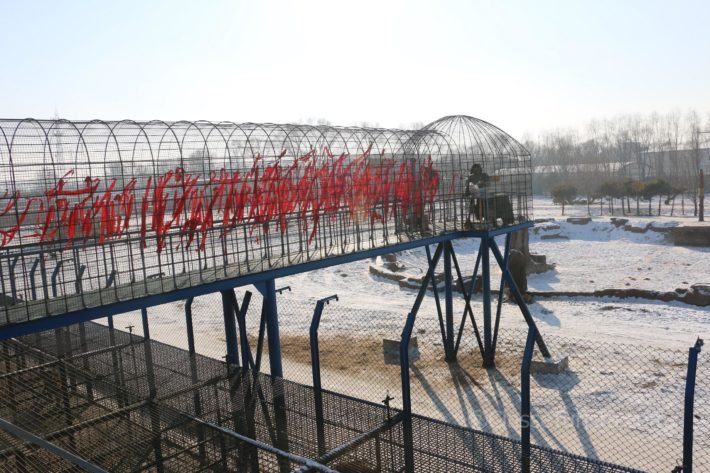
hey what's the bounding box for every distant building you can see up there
[640,147,710,182]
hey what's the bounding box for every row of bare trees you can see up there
[527,110,709,219]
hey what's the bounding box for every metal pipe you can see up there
[315,412,403,466]
[492,233,512,359]
[309,294,339,456]
[0,417,109,473]
[682,338,704,473]
[489,239,551,358]
[259,279,283,378]
[425,245,448,354]
[221,290,239,367]
[481,237,493,367]
[256,278,289,473]
[141,307,163,472]
[451,243,484,357]
[443,241,456,361]
[185,297,195,354]
[400,310,417,473]
[410,242,445,318]
[233,290,254,369]
[521,325,536,473]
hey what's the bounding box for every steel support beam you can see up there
[140,307,163,473]
[443,242,456,361]
[481,237,494,367]
[221,290,239,368]
[0,228,532,342]
[492,233,512,362]
[489,239,551,358]
[521,326,536,473]
[255,278,289,473]
[0,417,109,473]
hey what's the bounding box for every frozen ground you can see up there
[99,196,710,472]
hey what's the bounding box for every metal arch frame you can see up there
[0,110,542,472]
[0,115,537,395]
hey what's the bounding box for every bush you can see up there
[550,183,577,215]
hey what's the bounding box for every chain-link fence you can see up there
[1,289,704,472]
[241,291,706,473]
[1,317,646,473]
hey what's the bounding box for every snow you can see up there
[97,195,710,472]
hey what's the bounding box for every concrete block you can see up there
[383,337,420,365]
[531,355,569,374]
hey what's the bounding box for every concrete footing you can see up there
[531,355,569,374]
[383,337,420,365]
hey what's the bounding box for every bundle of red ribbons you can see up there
[0,148,453,253]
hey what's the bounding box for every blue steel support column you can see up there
[682,338,703,473]
[400,311,417,473]
[481,237,494,368]
[489,239,551,358]
[443,242,456,361]
[521,325,536,473]
[78,323,93,399]
[221,290,239,368]
[184,296,206,463]
[492,233,512,362]
[256,278,289,473]
[259,279,283,378]
[141,308,156,398]
[232,290,254,370]
[451,245,484,358]
[397,245,445,473]
[106,315,124,407]
[141,308,164,473]
[230,289,258,472]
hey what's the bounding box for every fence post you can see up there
[309,295,338,457]
[521,325,537,473]
[400,310,417,473]
[681,338,703,473]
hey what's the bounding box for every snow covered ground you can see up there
[100,196,710,471]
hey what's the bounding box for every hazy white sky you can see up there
[1,0,709,138]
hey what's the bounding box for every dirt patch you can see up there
[280,334,386,372]
[278,333,529,388]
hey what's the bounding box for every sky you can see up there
[1,0,709,139]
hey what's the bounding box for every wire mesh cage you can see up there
[0,320,644,473]
[0,116,532,326]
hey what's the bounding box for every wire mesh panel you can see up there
[0,116,533,327]
[0,320,649,473]
[694,343,709,472]
[259,292,704,473]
